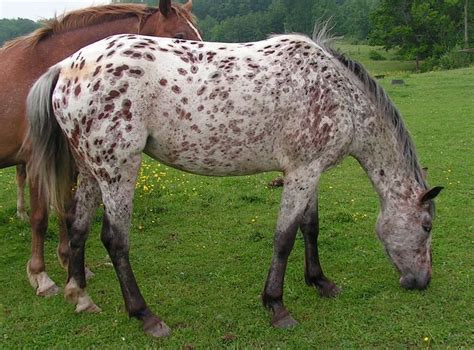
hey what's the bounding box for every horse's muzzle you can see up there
[399,271,431,290]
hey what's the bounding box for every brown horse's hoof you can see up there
[143,317,171,338]
[272,310,298,329]
[317,281,341,298]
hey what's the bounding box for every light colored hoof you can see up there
[27,262,60,297]
[16,211,29,221]
[75,297,102,313]
[37,282,61,297]
[65,278,101,314]
[144,321,171,338]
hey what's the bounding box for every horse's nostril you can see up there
[400,274,416,289]
[400,273,431,290]
[417,272,431,290]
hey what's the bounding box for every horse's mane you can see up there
[2,3,196,51]
[312,24,427,188]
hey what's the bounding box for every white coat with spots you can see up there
[26,32,443,336]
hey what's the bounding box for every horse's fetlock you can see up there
[261,291,282,310]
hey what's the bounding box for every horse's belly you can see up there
[144,131,280,176]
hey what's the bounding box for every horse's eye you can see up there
[174,33,185,39]
[422,224,432,233]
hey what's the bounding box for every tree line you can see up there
[2,0,473,70]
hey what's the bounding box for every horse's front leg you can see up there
[262,169,319,328]
[300,192,340,297]
[26,177,60,296]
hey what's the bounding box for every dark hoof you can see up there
[267,177,284,188]
[143,316,171,338]
[317,281,341,298]
[272,310,298,329]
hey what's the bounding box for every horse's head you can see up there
[143,0,202,41]
[376,186,443,290]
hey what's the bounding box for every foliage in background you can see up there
[369,0,472,70]
[0,18,40,46]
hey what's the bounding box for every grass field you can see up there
[0,61,472,347]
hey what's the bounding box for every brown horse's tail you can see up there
[25,65,74,214]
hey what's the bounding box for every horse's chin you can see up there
[399,272,431,290]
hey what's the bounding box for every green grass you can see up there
[0,65,473,348]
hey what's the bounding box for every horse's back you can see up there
[54,34,356,176]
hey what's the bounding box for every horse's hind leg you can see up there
[63,174,101,313]
[262,169,319,328]
[26,177,60,296]
[16,164,28,221]
[56,173,94,281]
[300,192,340,297]
[99,155,170,337]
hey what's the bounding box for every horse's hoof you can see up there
[144,319,171,338]
[37,283,60,297]
[272,314,298,329]
[16,211,29,221]
[85,267,94,280]
[317,281,341,298]
[75,299,102,313]
[272,310,298,329]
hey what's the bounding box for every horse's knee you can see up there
[68,222,89,249]
[30,210,48,235]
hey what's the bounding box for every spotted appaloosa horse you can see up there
[26,30,443,336]
[0,0,201,297]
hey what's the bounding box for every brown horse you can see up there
[0,0,201,297]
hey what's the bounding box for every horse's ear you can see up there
[419,186,444,203]
[421,167,428,181]
[183,0,193,12]
[159,0,172,18]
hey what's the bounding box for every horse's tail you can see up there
[25,65,74,214]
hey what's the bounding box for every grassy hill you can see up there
[0,65,472,348]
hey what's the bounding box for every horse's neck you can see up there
[350,107,423,208]
[35,16,144,67]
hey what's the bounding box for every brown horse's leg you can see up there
[56,213,70,269]
[16,164,28,221]
[56,172,94,280]
[27,177,60,296]
[262,170,318,328]
[63,175,101,313]
[300,194,340,297]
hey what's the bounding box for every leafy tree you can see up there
[369,0,464,69]
[0,18,40,46]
